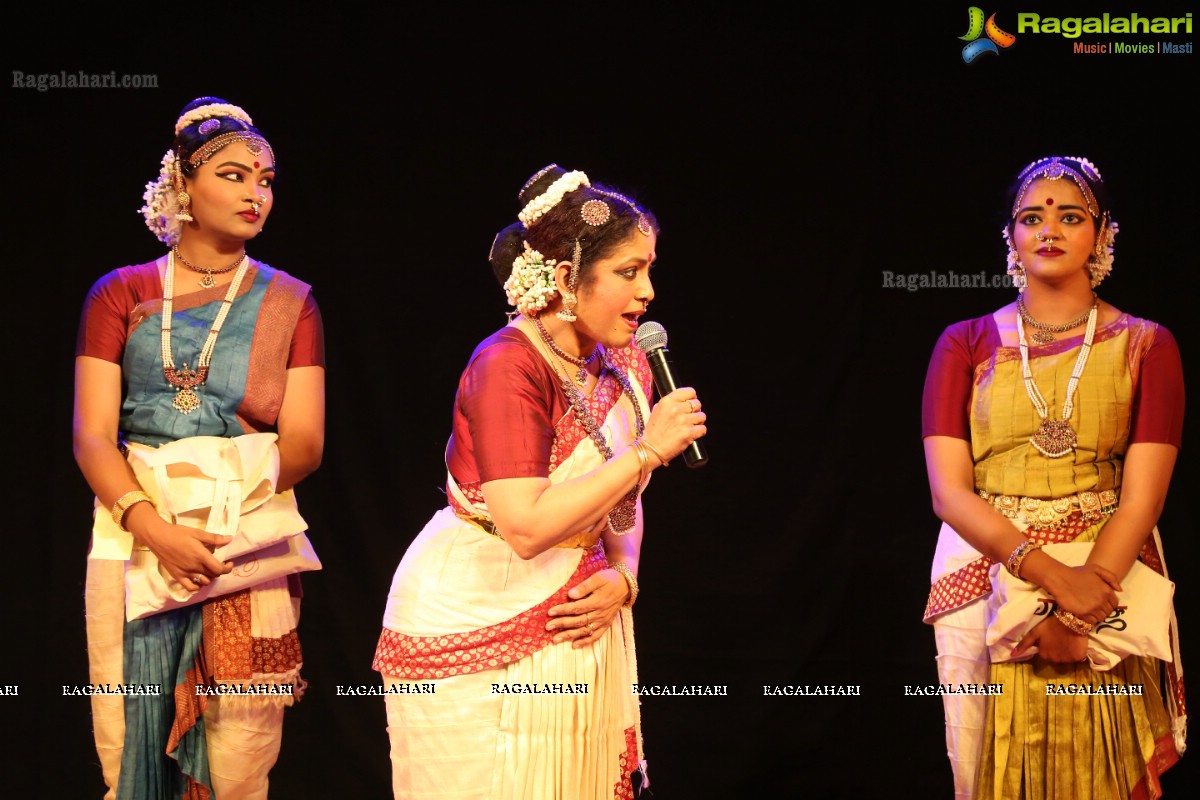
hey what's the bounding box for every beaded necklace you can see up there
[161,251,250,414]
[527,318,645,533]
[1016,305,1097,457]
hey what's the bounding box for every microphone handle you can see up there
[644,346,709,468]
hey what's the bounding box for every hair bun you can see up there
[488,222,525,286]
[518,164,567,206]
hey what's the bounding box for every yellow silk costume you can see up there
[925,314,1184,800]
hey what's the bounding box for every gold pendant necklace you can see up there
[161,251,250,414]
[172,246,246,289]
[1016,306,1098,457]
[1016,293,1096,345]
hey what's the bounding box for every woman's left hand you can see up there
[1012,616,1089,664]
[546,569,630,649]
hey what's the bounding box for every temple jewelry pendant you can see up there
[1030,418,1077,458]
[172,388,201,414]
[575,367,587,385]
[198,271,217,289]
[1031,331,1056,345]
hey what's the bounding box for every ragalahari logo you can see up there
[960,7,1017,62]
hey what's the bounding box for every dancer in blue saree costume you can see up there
[74,97,324,799]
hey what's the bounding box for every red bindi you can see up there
[1045,197,1054,205]
[254,161,260,169]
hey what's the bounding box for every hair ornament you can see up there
[591,188,652,236]
[518,170,590,227]
[520,164,560,196]
[504,241,560,315]
[581,199,612,226]
[187,132,275,168]
[174,102,254,135]
[197,118,222,135]
[1011,156,1101,219]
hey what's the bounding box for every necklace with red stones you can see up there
[531,314,599,385]
[161,250,250,414]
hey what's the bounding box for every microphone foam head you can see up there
[635,321,668,353]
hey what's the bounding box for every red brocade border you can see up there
[1131,731,1180,800]
[202,590,305,681]
[614,726,639,800]
[923,513,1094,622]
[373,546,608,679]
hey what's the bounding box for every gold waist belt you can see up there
[455,512,602,550]
[979,489,1119,530]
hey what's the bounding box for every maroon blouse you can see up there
[922,313,1184,448]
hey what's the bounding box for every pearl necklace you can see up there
[1016,305,1097,457]
[1016,293,1096,345]
[531,314,598,385]
[173,246,246,289]
[161,251,250,414]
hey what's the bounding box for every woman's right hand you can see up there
[1044,562,1122,624]
[128,505,233,593]
[642,387,707,465]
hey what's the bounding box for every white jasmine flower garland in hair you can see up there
[517,171,590,227]
[174,102,253,134]
[504,241,559,315]
[140,149,183,246]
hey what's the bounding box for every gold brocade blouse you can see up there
[964,315,1166,498]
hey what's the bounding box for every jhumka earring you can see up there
[1003,228,1026,291]
[556,239,583,322]
[173,159,193,223]
[1086,216,1115,288]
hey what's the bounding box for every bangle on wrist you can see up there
[631,440,649,485]
[1005,539,1042,580]
[608,561,639,607]
[1053,607,1095,636]
[640,439,669,467]
[112,490,155,532]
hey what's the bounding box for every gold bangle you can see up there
[1053,608,1095,636]
[640,439,669,467]
[609,561,639,608]
[1005,540,1042,580]
[111,490,154,532]
[631,440,649,485]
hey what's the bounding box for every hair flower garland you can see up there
[504,241,559,315]
[174,102,253,135]
[139,149,184,246]
[517,170,590,227]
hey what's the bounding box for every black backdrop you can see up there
[3,5,1197,797]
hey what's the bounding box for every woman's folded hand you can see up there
[1045,562,1122,624]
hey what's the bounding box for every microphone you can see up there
[635,321,708,468]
